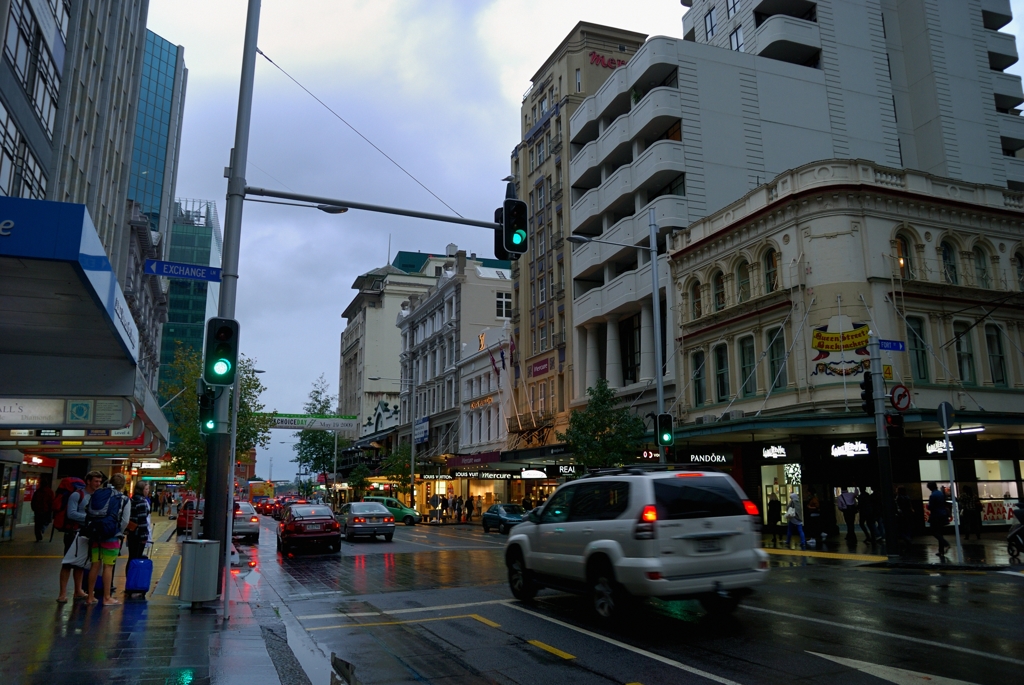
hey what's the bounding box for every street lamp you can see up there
[567,207,668,463]
[317,204,348,214]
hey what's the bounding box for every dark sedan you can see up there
[340,502,395,542]
[481,504,525,534]
[277,504,341,554]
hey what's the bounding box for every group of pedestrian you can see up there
[436,494,483,523]
[52,471,153,606]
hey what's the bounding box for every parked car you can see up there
[340,501,395,541]
[276,504,341,554]
[481,504,525,534]
[504,469,768,619]
[362,496,421,525]
[233,501,260,543]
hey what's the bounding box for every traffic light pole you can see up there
[868,335,898,561]
[205,0,261,607]
[648,208,667,464]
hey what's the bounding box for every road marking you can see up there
[167,557,181,597]
[528,639,576,660]
[419,529,506,546]
[307,613,496,631]
[998,569,1024,577]
[743,606,1024,666]
[808,651,979,684]
[298,598,512,620]
[763,548,887,562]
[504,603,743,685]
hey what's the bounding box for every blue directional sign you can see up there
[144,259,222,282]
[879,339,905,352]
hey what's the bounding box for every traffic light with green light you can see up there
[656,413,674,447]
[199,386,216,434]
[203,317,240,386]
[502,198,528,255]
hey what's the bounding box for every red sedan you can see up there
[277,504,341,554]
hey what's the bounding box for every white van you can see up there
[504,468,769,618]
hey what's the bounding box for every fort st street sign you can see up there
[144,259,222,282]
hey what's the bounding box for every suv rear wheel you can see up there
[589,560,628,620]
[506,548,538,601]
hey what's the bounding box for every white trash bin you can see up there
[179,539,220,603]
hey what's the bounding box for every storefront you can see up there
[16,454,57,528]
[0,451,22,541]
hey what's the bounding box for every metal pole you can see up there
[944,427,964,561]
[223,378,240,620]
[332,430,338,511]
[410,435,416,510]
[868,335,897,561]
[205,0,261,597]
[648,208,667,464]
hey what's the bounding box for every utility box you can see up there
[179,539,219,603]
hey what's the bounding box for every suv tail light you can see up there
[284,523,295,532]
[385,516,394,523]
[353,517,366,523]
[250,516,259,522]
[634,505,658,540]
[743,500,759,516]
[330,521,340,531]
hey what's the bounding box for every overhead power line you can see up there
[256,47,464,218]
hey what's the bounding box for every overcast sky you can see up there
[146,1,685,482]
[147,1,1024,483]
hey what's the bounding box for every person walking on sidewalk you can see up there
[837,488,859,543]
[57,471,102,603]
[927,481,950,557]
[959,486,982,540]
[440,495,449,522]
[455,496,464,523]
[126,481,152,562]
[858,487,877,544]
[766,494,782,545]
[31,476,54,542]
[85,473,131,605]
[785,492,806,549]
[465,495,474,522]
[805,490,822,546]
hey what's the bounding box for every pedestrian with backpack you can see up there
[85,473,130,605]
[56,471,102,603]
[30,476,54,542]
[785,492,806,549]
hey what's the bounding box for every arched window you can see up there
[764,248,779,293]
[1016,253,1024,291]
[896,235,913,279]
[736,260,750,303]
[712,272,726,311]
[941,242,958,285]
[973,246,990,288]
[691,282,702,320]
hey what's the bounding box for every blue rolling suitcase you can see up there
[125,557,153,595]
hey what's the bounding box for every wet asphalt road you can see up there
[239,516,1024,685]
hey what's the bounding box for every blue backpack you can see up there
[84,487,126,541]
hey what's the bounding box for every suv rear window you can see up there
[570,481,629,521]
[654,477,746,519]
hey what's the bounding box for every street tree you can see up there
[556,378,647,468]
[347,463,372,498]
[291,375,351,487]
[379,444,412,497]
[161,344,274,493]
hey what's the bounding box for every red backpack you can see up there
[52,477,86,533]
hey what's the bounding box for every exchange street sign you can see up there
[144,259,222,283]
[265,413,357,431]
[878,339,906,352]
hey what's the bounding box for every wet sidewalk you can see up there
[0,522,303,685]
[761,530,1020,568]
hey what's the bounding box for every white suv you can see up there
[504,468,768,618]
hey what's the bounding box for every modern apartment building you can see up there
[158,199,222,377]
[124,29,187,390]
[339,251,449,444]
[508,22,647,461]
[395,247,511,512]
[567,0,1024,428]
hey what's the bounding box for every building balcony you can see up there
[754,14,821,66]
[994,71,1024,110]
[553,230,564,248]
[553,331,566,347]
[573,254,670,327]
[570,139,687,234]
[572,194,689,279]
[552,182,563,201]
[569,88,682,187]
[555,284,565,301]
[511,308,520,325]
[987,29,1018,71]
[982,0,1012,31]
[551,134,563,154]
[999,112,1024,151]
[569,36,681,145]
[1005,155,1024,185]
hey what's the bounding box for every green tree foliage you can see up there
[291,375,351,484]
[380,444,412,497]
[556,378,647,468]
[347,464,372,498]
[161,344,274,493]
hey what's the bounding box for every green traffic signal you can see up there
[502,199,528,255]
[512,229,526,245]
[204,419,215,430]
[212,358,231,376]
[656,413,674,447]
[203,318,240,386]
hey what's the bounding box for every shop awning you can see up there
[352,426,397,450]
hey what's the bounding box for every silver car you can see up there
[340,501,395,542]
[232,501,260,543]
